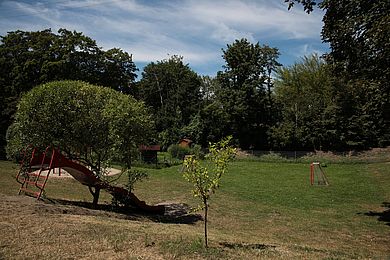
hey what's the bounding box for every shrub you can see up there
[191,144,205,159]
[258,152,288,162]
[167,144,192,160]
[125,169,149,192]
[167,144,206,160]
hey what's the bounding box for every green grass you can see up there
[1,159,389,259]
[134,160,390,257]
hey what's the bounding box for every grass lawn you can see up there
[0,159,389,259]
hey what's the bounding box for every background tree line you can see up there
[1,0,388,157]
[0,28,138,158]
[284,0,390,149]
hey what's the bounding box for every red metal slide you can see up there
[17,147,164,214]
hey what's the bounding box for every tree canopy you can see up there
[3,3,389,154]
[0,28,137,93]
[7,80,153,172]
[272,55,337,150]
[285,0,390,148]
[136,55,202,148]
[285,0,389,87]
[0,28,138,158]
[216,39,281,149]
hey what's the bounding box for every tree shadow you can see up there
[219,241,276,251]
[44,198,202,225]
[361,202,390,226]
[153,202,203,224]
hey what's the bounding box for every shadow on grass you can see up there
[44,198,202,225]
[219,242,276,251]
[362,202,390,226]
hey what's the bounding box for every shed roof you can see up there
[139,145,161,151]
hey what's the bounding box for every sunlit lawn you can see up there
[1,159,389,259]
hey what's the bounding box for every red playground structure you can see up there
[16,146,164,214]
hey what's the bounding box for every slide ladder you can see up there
[16,144,35,185]
[17,146,55,199]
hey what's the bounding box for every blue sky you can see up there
[0,0,329,77]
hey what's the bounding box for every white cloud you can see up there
[0,0,327,75]
[298,44,326,58]
[175,0,323,40]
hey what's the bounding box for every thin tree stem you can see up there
[204,199,208,248]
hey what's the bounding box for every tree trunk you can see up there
[89,186,101,209]
[204,199,208,248]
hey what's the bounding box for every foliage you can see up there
[167,144,192,160]
[321,0,390,148]
[7,80,152,171]
[272,54,337,150]
[190,144,205,160]
[125,169,149,192]
[285,0,390,148]
[6,80,153,205]
[0,28,138,158]
[257,152,289,162]
[284,0,317,13]
[181,76,230,147]
[179,113,203,145]
[111,168,147,207]
[137,55,202,148]
[216,39,281,149]
[182,136,236,247]
[167,144,204,160]
[320,1,389,83]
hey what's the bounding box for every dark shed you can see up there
[139,145,160,164]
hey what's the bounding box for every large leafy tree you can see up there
[285,0,390,147]
[7,80,153,205]
[321,0,390,147]
[216,39,281,149]
[0,28,137,158]
[272,55,338,150]
[194,76,229,146]
[137,55,202,148]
